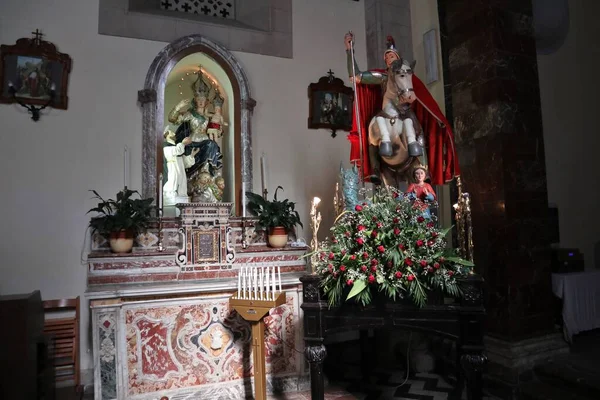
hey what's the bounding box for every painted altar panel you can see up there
[114,291,300,399]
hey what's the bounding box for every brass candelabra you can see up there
[310,197,322,274]
[453,176,474,264]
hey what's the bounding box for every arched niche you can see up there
[138,34,256,215]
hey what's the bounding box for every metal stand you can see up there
[229,292,285,400]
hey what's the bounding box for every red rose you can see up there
[387,261,393,268]
[448,271,454,276]
[371,265,377,272]
[433,262,440,269]
[394,228,401,235]
[420,260,427,267]
[393,217,400,224]
[362,252,369,259]
[432,232,439,238]
[357,225,366,231]
[339,265,347,272]
[333,272,338,278]
[332,238,338,244]
[404,258,413,266]
[361,265,368,272]
[398,244,406,251]
[329,252,335,260]
[356,238,364,245]
[345,231,351,237]
[417,216,425,223]
[327,264,333,271]
[319,252,325,260]
[368,274,375,283]
[428,267,434,273]
[427,240,434,247]
[372,216,377,222]
[416,239,424,247]
[439,256,445,263]
[377,222,383,228]
[377,245,385,253]
[393,192,399,198]
[427,222,434,228]
[371,258,378,265]
[341,249,347,256]
[350,255,356,260]
[407,275,414,281]
[346,279,353,286]
[371,230,378,238]
[355,205,363,212]
[395,271,403,279]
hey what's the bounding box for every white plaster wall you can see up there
[0,0,366,379]
[537,0,600,270]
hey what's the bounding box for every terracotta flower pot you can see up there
[268,226,288,248]
[109,229,135,253]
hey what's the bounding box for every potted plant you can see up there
[87,188,154,253]
[246,186,303,248]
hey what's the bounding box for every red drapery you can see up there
[347,73,460,185]
[347,83,382,181]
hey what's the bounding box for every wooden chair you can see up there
[43,297,80,389]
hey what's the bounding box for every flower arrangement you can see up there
[315,188,474,308]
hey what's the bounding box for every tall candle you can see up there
[259,268,264,300]
[261,153,267,196]
[241,266,246,299]
[278,266,282,293]
[265,268,270,299]
[237,269,241,298]
[158,173,163,211]
[253,267,258,299]
[124,146,130,188]
[241,182,247,217]
[271,266,277,299]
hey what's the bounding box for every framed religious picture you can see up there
[0,32,72,110]
[308,70,354,137]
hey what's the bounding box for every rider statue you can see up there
[345,33,423,158]
[344,32,461,186]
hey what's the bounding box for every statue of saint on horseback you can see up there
[345,32,461,187]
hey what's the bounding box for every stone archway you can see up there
[138,34,256,214]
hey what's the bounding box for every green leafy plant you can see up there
[315,187,474,308]
[87,188,154,237]
[246,186,303,232]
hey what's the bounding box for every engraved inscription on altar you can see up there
[193,231,219,263]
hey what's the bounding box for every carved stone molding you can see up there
[137,89,157,104]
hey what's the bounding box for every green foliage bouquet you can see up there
[315,188,474,307]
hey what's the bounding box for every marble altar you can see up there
[87,203,309,400]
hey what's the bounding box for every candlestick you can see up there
[124,146,130,188]
[261,154,267,199]
[310,197,322,274]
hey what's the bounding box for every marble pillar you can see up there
[438,0,558,341]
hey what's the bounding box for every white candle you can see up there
[237,269,241,298]
[124,146,130,188]
[241,182,247,217]
[158,173,163,211]
[265,268,270,299]
[271,266,277,300]
[241,266,246,299]
[253,267,258,299]
[261,153,267,195]
[259,268,264,300]
[278,266,282,293]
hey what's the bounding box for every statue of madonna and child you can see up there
[162,69,227,207]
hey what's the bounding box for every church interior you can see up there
[1,0,600,399]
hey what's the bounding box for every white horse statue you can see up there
[368,58,423,187]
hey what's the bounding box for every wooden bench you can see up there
[43,297,80,388]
